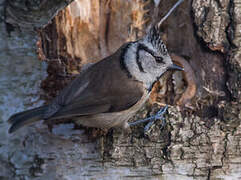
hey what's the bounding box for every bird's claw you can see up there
[129,105,168,132]
[144,105,167,133]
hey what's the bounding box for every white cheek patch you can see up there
[138,51,154,69]
[124,43,158,89]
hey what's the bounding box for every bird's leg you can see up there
[129,105,168,132]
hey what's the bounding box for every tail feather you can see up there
[8,105,48,133]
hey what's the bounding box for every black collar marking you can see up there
[120,43,132,78]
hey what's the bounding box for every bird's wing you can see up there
[45,45,144,120]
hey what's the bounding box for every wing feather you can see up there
[45,44,144,120]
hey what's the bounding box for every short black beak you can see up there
[168,64,184,71]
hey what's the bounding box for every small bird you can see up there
[8,0,184,133]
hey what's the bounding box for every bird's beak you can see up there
[168,64,184,71]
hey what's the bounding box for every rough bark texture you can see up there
[4,0,74,29]
[2,0,241,179]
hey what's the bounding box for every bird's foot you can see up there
[129,105,168,133]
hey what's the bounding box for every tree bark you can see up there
[3,0,241,179]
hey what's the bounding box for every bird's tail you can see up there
[8,105,48,133]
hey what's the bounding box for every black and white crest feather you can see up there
[146,27,168,56]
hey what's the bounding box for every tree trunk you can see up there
[2,0,241,179]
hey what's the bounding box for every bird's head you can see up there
[123,27,183,89]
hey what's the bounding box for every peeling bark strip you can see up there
[170,53,197,108]
[38,0,148,63]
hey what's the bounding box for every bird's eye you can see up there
[155,56,164,63]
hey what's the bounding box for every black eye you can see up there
[155,56,164,63]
